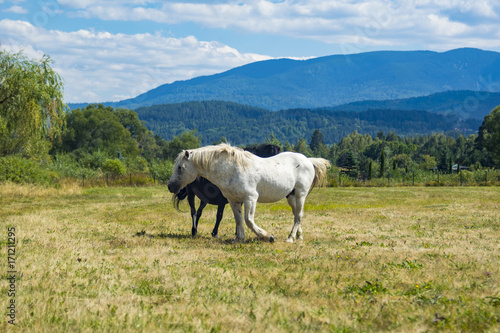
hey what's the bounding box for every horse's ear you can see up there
[184,150,191,159]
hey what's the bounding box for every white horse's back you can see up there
[254,152,315,203]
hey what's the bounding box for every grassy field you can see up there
[1,183,499,332]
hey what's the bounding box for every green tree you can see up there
[338,150,359,178]
[58,105,140,158]
[265,133,283,149]
[163,130,202,160]
[419,155,437,171]
[477,105,500,167]
[379,150,386,177]
[0,51,66,158]
[294,138,312,156]
[310,129,326,156]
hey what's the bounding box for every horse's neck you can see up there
[195,158,232,182]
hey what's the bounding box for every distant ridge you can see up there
[329,90,500,120]
[67,48,500,111]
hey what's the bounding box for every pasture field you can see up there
[1,183,499,332]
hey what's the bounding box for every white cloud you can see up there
[0,19,271,102]
[3,5,28,14]
[65,0,500,51]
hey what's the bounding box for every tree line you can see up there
[135,101,481,145]
[1,50,499,186]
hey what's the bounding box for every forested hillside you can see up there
[330,90,500,120]
[83,48,500,111]
[135,101,481,145]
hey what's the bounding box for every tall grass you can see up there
[1,186,498,332]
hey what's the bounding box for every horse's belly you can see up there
[256,182,294,203]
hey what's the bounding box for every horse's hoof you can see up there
[191,228,197,237]
[211,233,219,239]
[285,237,294,243]
[269,235,275,243]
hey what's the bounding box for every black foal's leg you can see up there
[195,201,208,235]
[211,203,226,238]
[187,190,198,236]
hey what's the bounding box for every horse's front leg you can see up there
[211,202,226,238]
[187,190,198,236]
[229,201,245,242]
[195,200,208,233]
[244,197,274,243]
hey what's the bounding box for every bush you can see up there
[50,154,102,179]
[78,150,109,169]
[149,159,173,184]
[125,155,150,173]
[102,159,126,177]
[0,155,56,185]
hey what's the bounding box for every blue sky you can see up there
[1,0,500,103]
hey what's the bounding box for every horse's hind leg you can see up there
[229,201,245,242]
[244,197,274,243]
[286,192,306,243]
[211,203,226,238]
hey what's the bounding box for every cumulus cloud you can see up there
[67,0,500,50]
[0,19,271,102]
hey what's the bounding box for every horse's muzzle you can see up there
[167,181,178,194]
[168,180,183,194]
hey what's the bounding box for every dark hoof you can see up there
[269,235,275,243]
[191,228,197,237]
[211,232,219,238]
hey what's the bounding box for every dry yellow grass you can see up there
[1,185,499,332]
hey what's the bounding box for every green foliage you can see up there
[478,105,500,167]
[294,138,312,156]
[50,153,99,179]
[161,130,202,160]
[58,104,140,158]
[149,159,173,184]
[419,155,437,170]
[0,155,55,185]
[102,159,126,177]
[125,155,149,173]
[379,150,386,177]
[0,50,66,158]
[134,101,481,146]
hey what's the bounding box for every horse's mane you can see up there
[176,143,254,171]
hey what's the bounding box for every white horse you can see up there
[167,144,330,243]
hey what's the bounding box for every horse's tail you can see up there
[172,187,188,211]
[309,158,331,189]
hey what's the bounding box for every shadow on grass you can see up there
[134,229,212,240]
[135,229,268,245]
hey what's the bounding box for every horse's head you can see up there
[168,150,199,194]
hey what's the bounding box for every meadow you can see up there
[1,183,499,332]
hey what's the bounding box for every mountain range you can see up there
[69,47,500,112]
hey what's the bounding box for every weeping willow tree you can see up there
[0,50,66,158]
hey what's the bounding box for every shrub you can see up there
[78,150,109,169]
[0,155,56,185]
[149,159,173,184]
[125,155,150,173]
[102,159,126,177]
[50,154,102,179]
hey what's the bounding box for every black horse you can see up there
[173,143,281,237]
